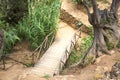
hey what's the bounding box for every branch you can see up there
[91,0,100,24]
[83,0,92,23]
[110,0,120,14]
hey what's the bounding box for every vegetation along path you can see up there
[0,0,120,80]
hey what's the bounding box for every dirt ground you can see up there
[0,0,120,80]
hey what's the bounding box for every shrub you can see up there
[0,0,61,54]
[66,27,93,67]
[0,21,20,54]
[18,0,61,50]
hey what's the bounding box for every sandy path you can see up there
[61,0,91,27]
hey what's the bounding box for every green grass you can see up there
[0,0,61,54]
[3,28,20,54]
[66,27,93,67]
[0,21,20,54]
[18,0,61,50]
[42,74,50,80]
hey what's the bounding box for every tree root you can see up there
[70,26,119,68]
[70,0,120,68]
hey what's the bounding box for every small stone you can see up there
[110,50,115,54]
[103,67,109,72]
[95,55,106,64]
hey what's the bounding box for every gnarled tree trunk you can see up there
[74,0,120,66]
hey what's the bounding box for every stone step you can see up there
[60,9,91,35]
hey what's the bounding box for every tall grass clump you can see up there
[18,0,61,50]
[3,28,20,54]
[0,21,20,54]
[0,0,61,55]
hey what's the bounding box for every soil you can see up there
[0,0,120,80]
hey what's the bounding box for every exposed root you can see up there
[70,26,119,68]
[70,0,120,68]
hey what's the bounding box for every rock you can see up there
[110,62,120,79]
[104,62,120,79]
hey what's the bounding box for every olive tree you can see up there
[74,0,120,66]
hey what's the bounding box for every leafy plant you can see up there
[0,0,28,24]
[0,20,20,54]
[18,0,61,50]
[66,27,93,67]
[3,28,20,54]
[0,0,61,55]
[42,74,50,80]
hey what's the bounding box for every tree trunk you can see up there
[74,0,120,66]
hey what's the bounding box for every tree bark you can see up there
[74,0,120,66]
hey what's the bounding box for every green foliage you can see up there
[25,62,34,67]
[66,28,93,66]
[107,42,114,50]
[104,30,117,50]
[82,56,94,66]
[80,36,93,50]
[18,0,61,49]
[3,28,20,54]
[117,41,120,48]
[0,21,20,54]
[42,74,50,80]
[0,0,61,54]
[0,0,28,24]
[66,49,82,66]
